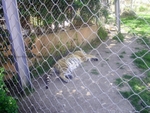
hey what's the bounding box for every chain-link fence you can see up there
[0,0,150,113]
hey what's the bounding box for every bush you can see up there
[139,6,148,12]
[121,8,136,18]
[97,26,108,41]
[0,68,18,113]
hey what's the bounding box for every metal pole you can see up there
[2,0,31,89]
[131,0,133,10]
[115,0,121,32]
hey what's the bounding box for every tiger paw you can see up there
[91,57,98,61]
[65,74,73,79]
[59,74,73,83]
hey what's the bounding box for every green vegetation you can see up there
[0,68,18,113]
[83,26,108,52]
[115,74,132,87]
[121,51,126,54]
[137,36,150,47]
[131,50,150,70]
[90,69,99,75]
[115,50,150,112]
[116,62,120,65]
[121,9,136,18]
[105,58,109,61]
[113,32,125,42]
[30,56,55,78]
[82,38,100,52]
[19,0,108,34]
[119,55,124,58]
[116,62,124,69]
[115,74,150,112]
[119,51,126,58]
[0,27,10,65]
[138,6,149,12]
[116,13,150,112]
[121,14,150,37]
[97,26,108,41]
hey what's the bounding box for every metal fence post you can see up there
[2,0,31,89]
[115,0,121,32]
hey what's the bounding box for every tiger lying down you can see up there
[46,50,98,89]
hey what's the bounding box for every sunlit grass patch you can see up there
[137,36,150,47]
[121,14,150,37]
[115,74,150,112]
[131,50,150,70]
[115,48,150,112]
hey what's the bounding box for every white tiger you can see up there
[45,50,98,89]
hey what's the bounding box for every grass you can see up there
[119,51,126,58]
[90,69,99,75]
[121,14,150,37]
[119,54,124,58]
[116,62,124,69]
[115,74,132,87]
[131,50,150,70]
[115,15,150,109]
[116,62,122,67]
[113,32,125,42]
[138,6,149,12]
[121,12,150,48]
[115,74,150,112]
[137,36,150,47]
[135,47,140,50]
[121,51,126,54]
[115,50,150,112]
[115,12,150,112]
[105,58,109,61]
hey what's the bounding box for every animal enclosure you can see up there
[0,0,150,113]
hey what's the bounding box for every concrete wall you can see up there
[31,25,98,56]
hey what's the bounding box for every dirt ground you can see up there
[17,31,144,113]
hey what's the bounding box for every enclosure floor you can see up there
[18,35,143,113]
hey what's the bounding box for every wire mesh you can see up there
[1,0,150,113]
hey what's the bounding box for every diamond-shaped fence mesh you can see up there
[0,0,150,113]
